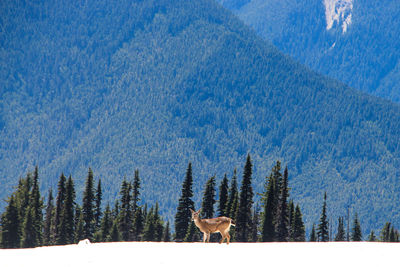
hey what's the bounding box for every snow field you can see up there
[0,241,399,267]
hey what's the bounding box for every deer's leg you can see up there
[202,232,207,243]
[206,232,211,243]
[219,232,226,244]
[226,231,230,245]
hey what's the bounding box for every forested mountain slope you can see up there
[219,0,400,102]
[1,0,400,233]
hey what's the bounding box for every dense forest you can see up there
[218,0,400,102]
[2,158,399,248]
[1,0,400,236]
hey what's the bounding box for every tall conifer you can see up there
[317,192,329,241]
[218,175,229,217]
[1,195,21,248]
[335,217,346,241]
[82,168,95,240]
[201,176,216,219]
[276,166,289,241]
[351,213,362,241]
[43,189,54,246]
[174,163,195,241]
[94,179,102,232]
[235,154,254,242]
[261,174,276,242]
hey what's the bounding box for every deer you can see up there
[190,208,235,245]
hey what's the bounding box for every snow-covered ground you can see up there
[1,241,399,267]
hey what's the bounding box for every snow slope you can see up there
[1,241,399,267]
[324,0,353,33]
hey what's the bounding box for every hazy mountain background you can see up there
[218,0,400,102]
[1,0,400,234]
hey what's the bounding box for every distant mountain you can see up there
[218,0,400,102]
[1,0,400,234]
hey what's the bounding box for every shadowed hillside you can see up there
[1,0,400,233]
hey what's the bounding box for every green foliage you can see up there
[309,224,317,242]
[235,154,254,242]
[43,189,54,246]
[82,168,95,240]
[218,175,229,217]
[335,217,346,241]
[291,205,305,242]
[351,213,362,241]
[317,193,329,242]
[174,163,195,241]
[1,195,21,248]
[201,176,216,219]
[118,179,132,241]
[260,173,276,242]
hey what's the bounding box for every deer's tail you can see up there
[230,219,236,227]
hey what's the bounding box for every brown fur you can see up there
[190,208,235,244]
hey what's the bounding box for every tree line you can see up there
[1,155,399,248]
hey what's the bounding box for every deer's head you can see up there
[190,208,201,221]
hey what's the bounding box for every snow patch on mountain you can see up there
[324,0,353,33]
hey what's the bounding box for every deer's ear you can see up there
[190,209,194,213]
[197,208,202,214]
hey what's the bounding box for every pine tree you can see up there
[118,178,132,241]
[251,207,259,242]
[317,192,329,242]
[94,179,102,232]
[61,176,75,244]
[21,206,36,248]
[132,207,144,241]
[108,219,121,242]
[260,174,276,242]
[381,222,391,242]
[153,203,164,241]
[276,166,289,241]
[218,175,229,217]
[29,166,43,246]
[174,163,195,241]
[335,217,346,241]
[225,169,238,219]
[43,189,54,246]
[288,200,295,239]
[1,195,21,248]
[184,221,199,242]
[53,173,66,244]
[291,205,305,242]
[309,224,317,242]
[132,169,141,214]
[82,168,95,240]
[143,207,155,241]
[201,176,216,219]
[351,213,362,241]
[75,205,84,243]
[163,221,171,242]
[99,203,112,242]
[236,154,254,242]
[368,230,377,242]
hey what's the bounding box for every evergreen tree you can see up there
[276,166,289,241]
[260,174,276,242]
[317,192,329,242]
[250,206,259,242]
[236,154,254,242]
[132,207,144,241]
[153,203,164,241]
[29,166,43,246]
[309,223,317,242]
[142,207,155,241]
[61,176,75,244]
[82,168,95,240]
[21,206,36,248]
[351,213,362,241]
[291,205,305,242]
[368,230,377,242]
[100,203,112,242]
[201,176,216,219]
[94,178,102,232]
[132,169,141,214]
[288,200,295,239]
[218,174,229,217]
[118,178,132,241]
[184,221,199,242]
[225,169,238,219]
[74,204,84,243]
[43,189,54,246]
[335,217,346,241]
[174,163,195,241]
[1,195,21,248]
[163,221,171,242]
[53,173,66,244]
[108,219,121,242]
[381,222,391,242]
